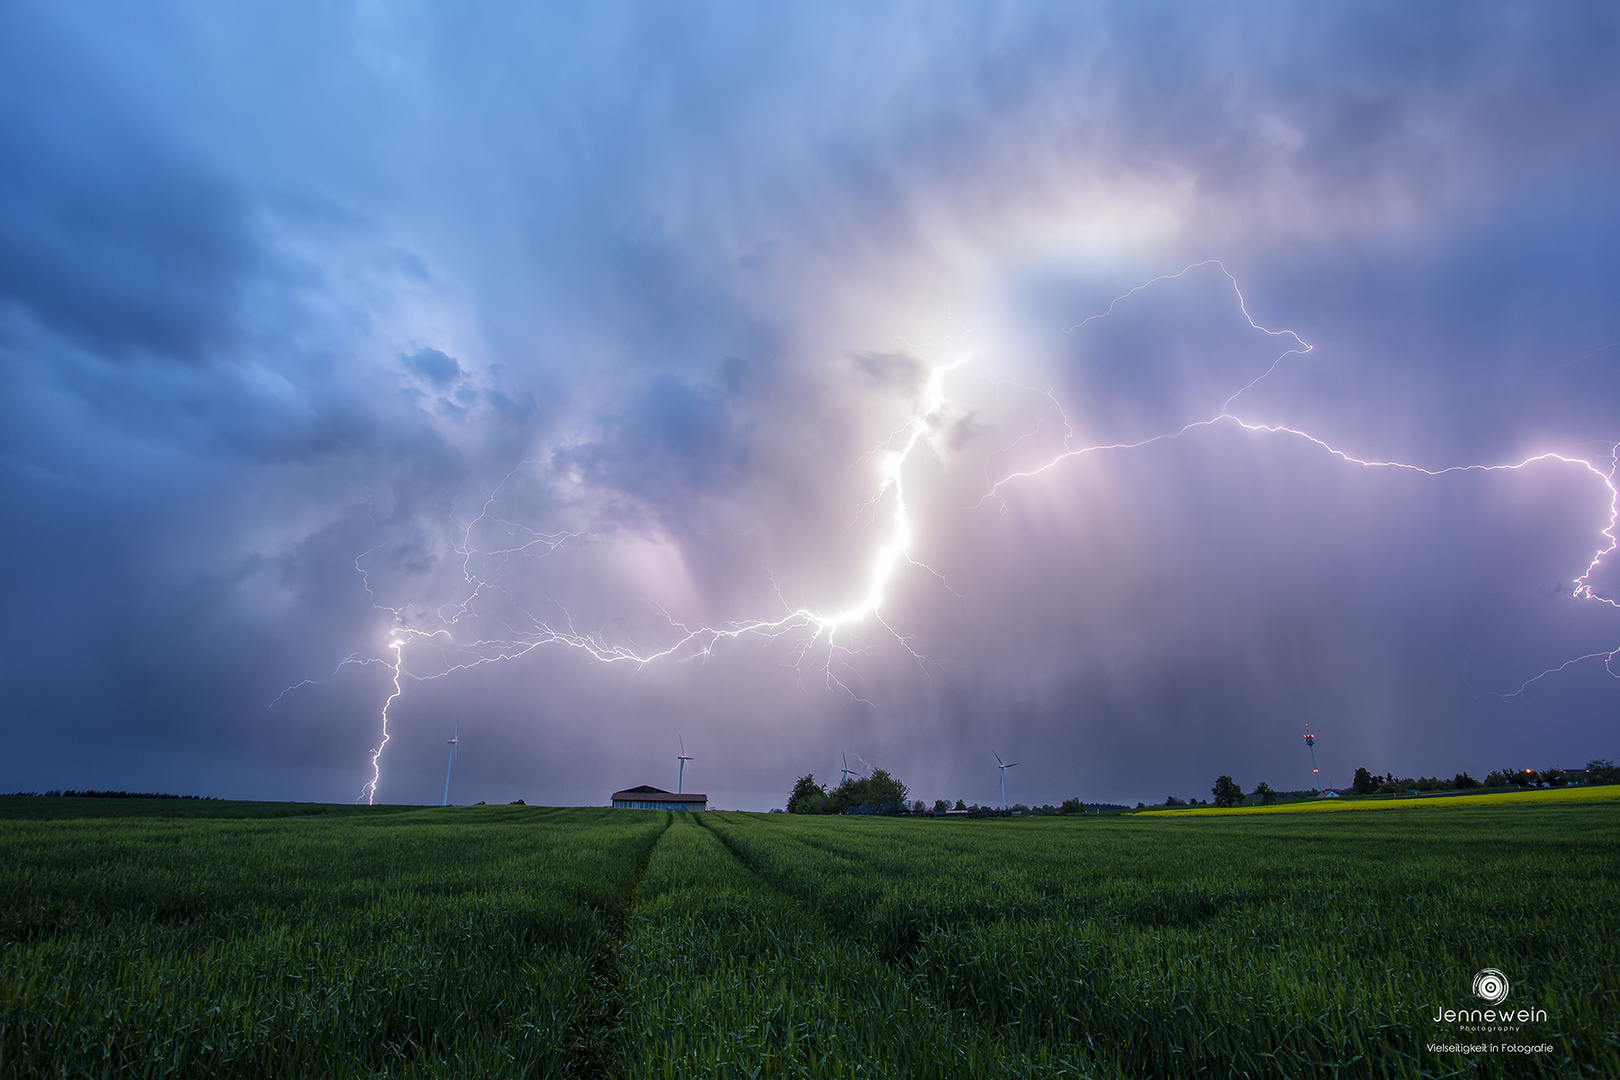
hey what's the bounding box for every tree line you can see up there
[1197,758,1618,808]
[1351,759,1619,794]
[788,771,911,814]
[6,790,220,800]
[787,772,1105,816]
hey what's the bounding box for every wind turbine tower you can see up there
[1303,724,1320,794]
[441,723,459,807]
[677,736,694,795]
[994,751,1020,811]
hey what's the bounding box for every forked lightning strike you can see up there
[988,262,1620,701]
[295,347,967,802]
[284,261,1619,802]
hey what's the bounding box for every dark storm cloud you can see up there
[402,348,462,390]
[567,374,746,505]
[2,1,1618,806]
[0,9,256,362]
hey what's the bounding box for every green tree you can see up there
[1352,767,1377,795]
[1211,775,1244,808]
[786,774,826,814]
[1059,797,1083,815]
[1586,758,1620,784]
[1252,781,1276,805]
[821,777,862,814]
[932,799,950,814]
[865,769,909,810]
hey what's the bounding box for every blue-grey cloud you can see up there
[402,348,462,390]
[2,1,1618,807]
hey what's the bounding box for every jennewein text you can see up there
[1431,1007,1547,1023]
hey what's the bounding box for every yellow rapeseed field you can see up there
[1141,782,1620,815]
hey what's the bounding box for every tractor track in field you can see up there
[694,812,929,965]
[562,811,672,1080]
[691,811,773,883]
[690,813,1029,1075]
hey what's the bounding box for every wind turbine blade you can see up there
[680,734,685,754]
[994,750,1004,766]
[1008,762,1020,768]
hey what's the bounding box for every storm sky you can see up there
[4,2,1619,809]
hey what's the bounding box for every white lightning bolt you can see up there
[359,634,407,805]
[985,261,1620,701]
[285,349,970,802]
[285,260,1619,802]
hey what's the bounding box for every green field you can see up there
[1,798,1614,1078]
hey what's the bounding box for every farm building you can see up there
[611,785,707,811]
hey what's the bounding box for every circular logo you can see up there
[1473,968,1510,1005]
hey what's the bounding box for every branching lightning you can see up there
[285,347,971,802]
[986,261,1620,701]
[282,260,1620,802]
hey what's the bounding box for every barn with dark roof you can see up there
[610,785,707,811]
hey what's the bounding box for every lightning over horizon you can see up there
[299,349,973,801]
[285,263,1620,803]
[9,3,1620,808]
[988,264,1620,701]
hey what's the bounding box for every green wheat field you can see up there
[2,793,1616,1078]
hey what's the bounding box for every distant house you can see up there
[611,785,707,811]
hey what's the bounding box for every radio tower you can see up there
[1303,724,1320,795]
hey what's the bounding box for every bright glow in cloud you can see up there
[4,3,1620,807]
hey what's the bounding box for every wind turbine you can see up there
[994,751,1020,811]
[441,723,459,807]
[840,751,856,785]
[677,736,694,794]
